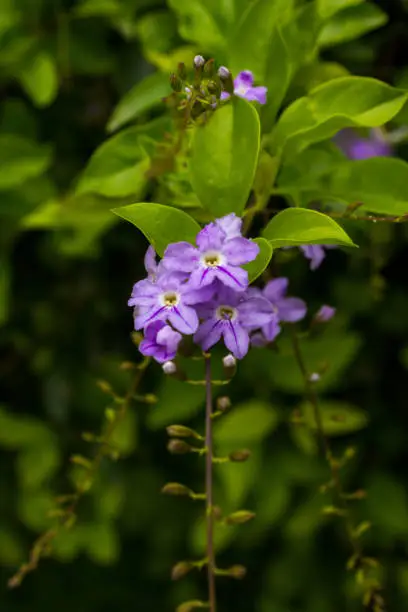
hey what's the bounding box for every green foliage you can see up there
[318,3,388,48]
[112,203,201,256]
[301,400,369,436]
[244,238,273,283]
[190,97,260,216]
[263,208,355,247]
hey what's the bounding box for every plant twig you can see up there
[8,357,150,588]
[204,354,217,612]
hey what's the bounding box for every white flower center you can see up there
[235,86,248,97]
[201,250,224,268]
[161,291,180,308]
[216,305,238,321]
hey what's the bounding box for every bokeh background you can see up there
[1,0,408,611]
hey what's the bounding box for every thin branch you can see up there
[204,354,217,612]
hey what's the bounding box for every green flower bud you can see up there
[171,561,194,581]
[167,439,192,454]
[229,449,251,462]
[225,510,256,525]
[170,73,182,92]
[161,482,192,496]
[166,425,199,438]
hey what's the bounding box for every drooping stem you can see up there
[204,353,217,612]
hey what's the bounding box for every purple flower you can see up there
[255,278,307,342]
[128,273,213,335]
[221,70,267,105]
[315,305,336,323]
[215,213,242,240]
[194,286,274,359]
[299,245,337,270]
[334,128,392,160]
[144,245,159,280]
[164,221,259,292]
[139,321,181,363]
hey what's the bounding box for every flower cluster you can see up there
[129,215,306,364]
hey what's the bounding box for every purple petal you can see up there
[163,242,198,272]
[263,278,288,302]
[134,305,166,330]
[238,297,275,328]
[251,332,268,347]
[262,318,281,342]
[223,321,249,359]
[196,223,225,251]
[244,86,267,105]
[278,297,307,323]
[215,213,242,239]
[144,245,157,278]
[194,318,223,351]
[234,70,254,89]
[220,91,231,101]
[300,245,326,270]
[144,320,166,340]
[216,264,248,291]
[156,325,182,352]
[189,266,217,290]
[182,283,215,305]
[315,304,336,323]
[168,303,198,334]
[223,237,259,265]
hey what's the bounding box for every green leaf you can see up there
[366,473,408,537]
[107,72,170,132]
[190,97,260,216]
[168,0,225,51]
[76,118,171,197]
[0,135,52,190]
[214,400,279,450]
[269,77,408,158]
[316,0,364,20]
[110,410,138,456]
[262,208,355,248]
[17,51,58,108]
[17,440,60,489]
[83,523,120,564]
[244,237,273,283]
[112,203,200,256]
[301,400,368,436]
[318,3,388,48]
[262,5,321,130]
[228,0,294,82]
[278,154,408,216]
[147,378,204,429]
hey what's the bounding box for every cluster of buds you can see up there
[169,55,234,120]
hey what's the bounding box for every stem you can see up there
[204,354,217,612]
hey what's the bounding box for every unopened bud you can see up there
[217,396,231,412]
[161,482,192,496]
[190,99,205,119]
[203,58,215,76]
[171,561,194,581]
[167,439,192,454]
[229,449,251,462]
[218,66,230,79]
[167,424,199,439]
[119,361,136,370]
[223,353,236,368]
[309,372,320,382]
[144,393,157,404]
[213,506,223,520]
[227,565,247,579]
[163,360,176,375]
[225,510,256,525]
[314,304,336,323]
[207,80,221,97]
[177,62,187,80]
[176,600,207,612]
[193,55,205,68]
[97,380,113,395]
[170,73,182,92]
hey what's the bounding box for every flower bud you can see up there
[193,55,205,68]
[207,80,221,97]
[166,424,199,439]
[170,73,182,92]
[229,449,251,462]
[97,380,114,395]
[162,361,176,375]
[216,396,231,412]
[203,58,215,76]
[167,439,192,454]
[225,510,256,525]
[314,304,336,323]
[161,482,192,496]
[223,353,236,368]
[176,601,207,612]
[144,393,157,404]
[171,561,194,581]
[309,372,320,382]
[218,66,230,79]
[177,62,187,80]
[227,565,247,580]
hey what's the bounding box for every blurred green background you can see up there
[2,0,408,611]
